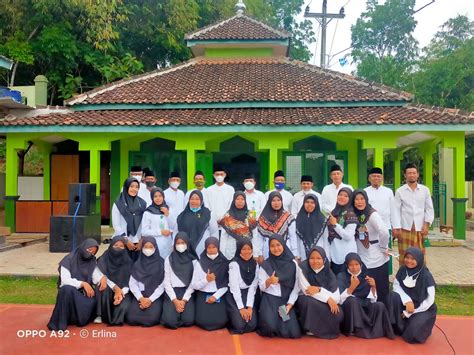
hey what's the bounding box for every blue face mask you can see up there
[274,182,285,190]
[190,206,201,213]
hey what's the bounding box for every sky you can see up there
[298,0,474,73]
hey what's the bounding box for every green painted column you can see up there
[90,149,101,214]
[373,147,384,173]
[419,141,437,193]
[357,140,367,189]
[258,135,290,187]
[5,135,24,231]
[452,141,466,240]
[43,152,51,200]
[393,151,403,189]
[110,140,121,224]
[337,139,359,188]
[175,136,206,191]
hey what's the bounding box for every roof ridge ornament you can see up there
[235,0,246,15]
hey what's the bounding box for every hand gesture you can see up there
[328,214,337,226]
[126,240,136,251]
[405,301,415,314]
[327,297,340,314]
[348,275,360,294]
[82,282,95,298]
[206,269,216,282]
[99,276,107,292]
[305,286,320,296]
[206,296,216,304]
[160,207,170,216]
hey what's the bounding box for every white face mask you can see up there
[244,181,255,190]
[176,244,187,253]
[214,175,225,183]
[142,248,155,257]
[403,269,421,288]
[207,253,218,260]
[170,181,180,189]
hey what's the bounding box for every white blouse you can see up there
[93,266,129,295]
[295,226,331,262]
[296,266,341,304]
[258,260,300,305]
[339,284,377,305]
[228,261,259,309]
[392,279,435,318]
[163,257,196,302]
[190,260,228,300]
[329,223,358,265]
[256,222,298,259]
[129,275,165,302]
[141,211,174,259]
[59,266,101,289]
[111,203,142,243]
[355,211,390,269]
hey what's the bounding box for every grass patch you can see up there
[0,276,473,316]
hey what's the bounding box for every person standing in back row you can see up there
[265,170,293,212]
[321,165,353,215]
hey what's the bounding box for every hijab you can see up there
[351,189,376,223]
[219,191,257,240]
[300,246,338,293]
[131,237,165,297]
[258,191,294,239]
[198,237,229,289]
[395,247,435,308]
[337,252,371,300]
[97,236,133,288]
[177,190,211,251]
[229,191,248,221]
[261,234,296,303]
[328,188,358,244]
[58,238,99,286]
[169,232,197,286]
[232,239,257,286]
[115,177,147,236]
[295,194,327,255]
[146,187,168,215]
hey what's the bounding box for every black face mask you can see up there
[80,248,94,260]
[145,181,155,188]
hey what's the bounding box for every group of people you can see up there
[47,163,437,344]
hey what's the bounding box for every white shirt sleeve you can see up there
[339,289,351,304]
[373,212,389,251]
[60,266,83,289]
[164,258,177,301]
[389,193,401,230]
[287,261,300,305]
[212,287,228,300]
[149,282,165,302]
[287,222,299,257]
[258,266,269,292]
[92,266,102,285]
[424,189,435,225]
[111,204,126,237]
[393,191,402,229]
[190,263,208,291]
[251,230,263,258]
[129,275,143,301]
[412,286,435,315]
[246,269,259,308]
[229,262,245,309]
[141,212,158,237]
[393,278,412,305]
[334,223,357,241]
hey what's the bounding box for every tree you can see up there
[351,0,418,88]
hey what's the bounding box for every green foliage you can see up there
[351,0,418,88]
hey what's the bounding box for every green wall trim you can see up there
[205,48,273,58]
[187,39,289,47]
[2,124,472,134]
[73,101,408,111]
[451,198,468,240]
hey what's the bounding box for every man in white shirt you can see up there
[206,166,235,234]
[140,169,158,207]
[291,175,322,216]
[393,163,434,263]
[321,164,353,215]
[243,173,266,218]
[164,171,185,225]
[364,167,400,232]
[264,170,293,212]
[184,170,209,207]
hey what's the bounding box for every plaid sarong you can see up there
[398,225,426,265]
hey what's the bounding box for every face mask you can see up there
[145,181,155,188]
[214,175,225,183]
[195,180,205,188]
[190,206,201,213]
[312,265,324,273]
[131,174,143,181]
[403,268,421,288]
[142,248,155,257]
[170,181,180,189]
[274,182,285,190]
[207,253,218,260]
[176,244,187,253]
[244,181,255,190]
[81,249,94,260]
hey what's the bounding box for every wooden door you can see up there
[51,155,79,200]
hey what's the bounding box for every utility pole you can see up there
[305,0,345,68]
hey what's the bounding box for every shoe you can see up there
[306,332,314,336]
[93,316,102,324]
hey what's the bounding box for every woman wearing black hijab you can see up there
[257,235,301,338]
[95,236,133,325]
[295,194,330,261]
[296,246,343,339]
[141,187,174,259]
[47,239,100,331]
[327,187,358,275]
[218,191,257,260]
[126,237,165,327]
[177,190,216,256]
[337,253,394,339]
[226,239,259,334]
[257,191,297,260]
[191,237,229,330]
[162,232,198,329]
[112,177,147,262]
[390,247,436,344]
[351,189,391,308]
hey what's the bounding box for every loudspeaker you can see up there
[49,214,101,252]
[68,183,96,216]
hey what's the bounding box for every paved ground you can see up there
[0,304,472,355]
[1,237,473,285]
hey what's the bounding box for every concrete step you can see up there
[0,226,11,236]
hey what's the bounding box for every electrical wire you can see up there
[434,323,456,354]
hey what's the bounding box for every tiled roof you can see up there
[184,14,290,41]
[2,105,472,127]
[66,57,412,106]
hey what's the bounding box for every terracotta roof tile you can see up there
[67,58,412,106]
[2,105,472,127]
[185,14,290,41]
